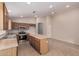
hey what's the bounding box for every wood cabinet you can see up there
[28,33,48,54]
[3,3,9,30]
[11,22,36,30]
[0,39,18,56]
[0,3,9,30]
[0,47,18,56]
[0,3,4,30]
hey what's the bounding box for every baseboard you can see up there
[51,37,79,46]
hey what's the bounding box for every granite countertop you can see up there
[0,38,18,50]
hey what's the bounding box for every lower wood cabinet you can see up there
[0,47,18,56]
[0,39,18,56]
[28,34,48,54]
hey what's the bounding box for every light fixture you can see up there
[49,5,53,8]
[27,2,31,4]
[20,16,23,18]
[51,12,55,14]
[66,5,70,8]
[33,11,36,14]
[8,10,11,13]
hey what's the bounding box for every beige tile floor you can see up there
[18,39,79,56]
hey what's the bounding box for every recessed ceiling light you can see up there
[20,16,23,18]
[51,12,55,14]
[49,5,53,8]
[27,2,31,4]
[66,5,70,8]
[8,10,11,13]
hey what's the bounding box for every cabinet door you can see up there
[0,47,17,56]
[40,39,48,54]
[34,38,40,52]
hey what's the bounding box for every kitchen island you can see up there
[28,33,48,54]
[0,38,18,56]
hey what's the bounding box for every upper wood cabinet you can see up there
[0,3,9,30]
[0,3,4,30]
[3,3,9,30]
[11,22,36,30]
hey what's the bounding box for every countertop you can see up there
[29,33,48,39]
[0,38,18,50]
[0,30,6,35]
[0,30,6,39]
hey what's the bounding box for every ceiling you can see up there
[5,2,79,18]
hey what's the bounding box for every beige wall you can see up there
[51,8,79,45]
[0,3,3,30]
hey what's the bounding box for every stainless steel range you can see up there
[18,31,27,40]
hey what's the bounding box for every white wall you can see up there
[36,16,52,38]
[51,8,79,45]
[46,16,52,38]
